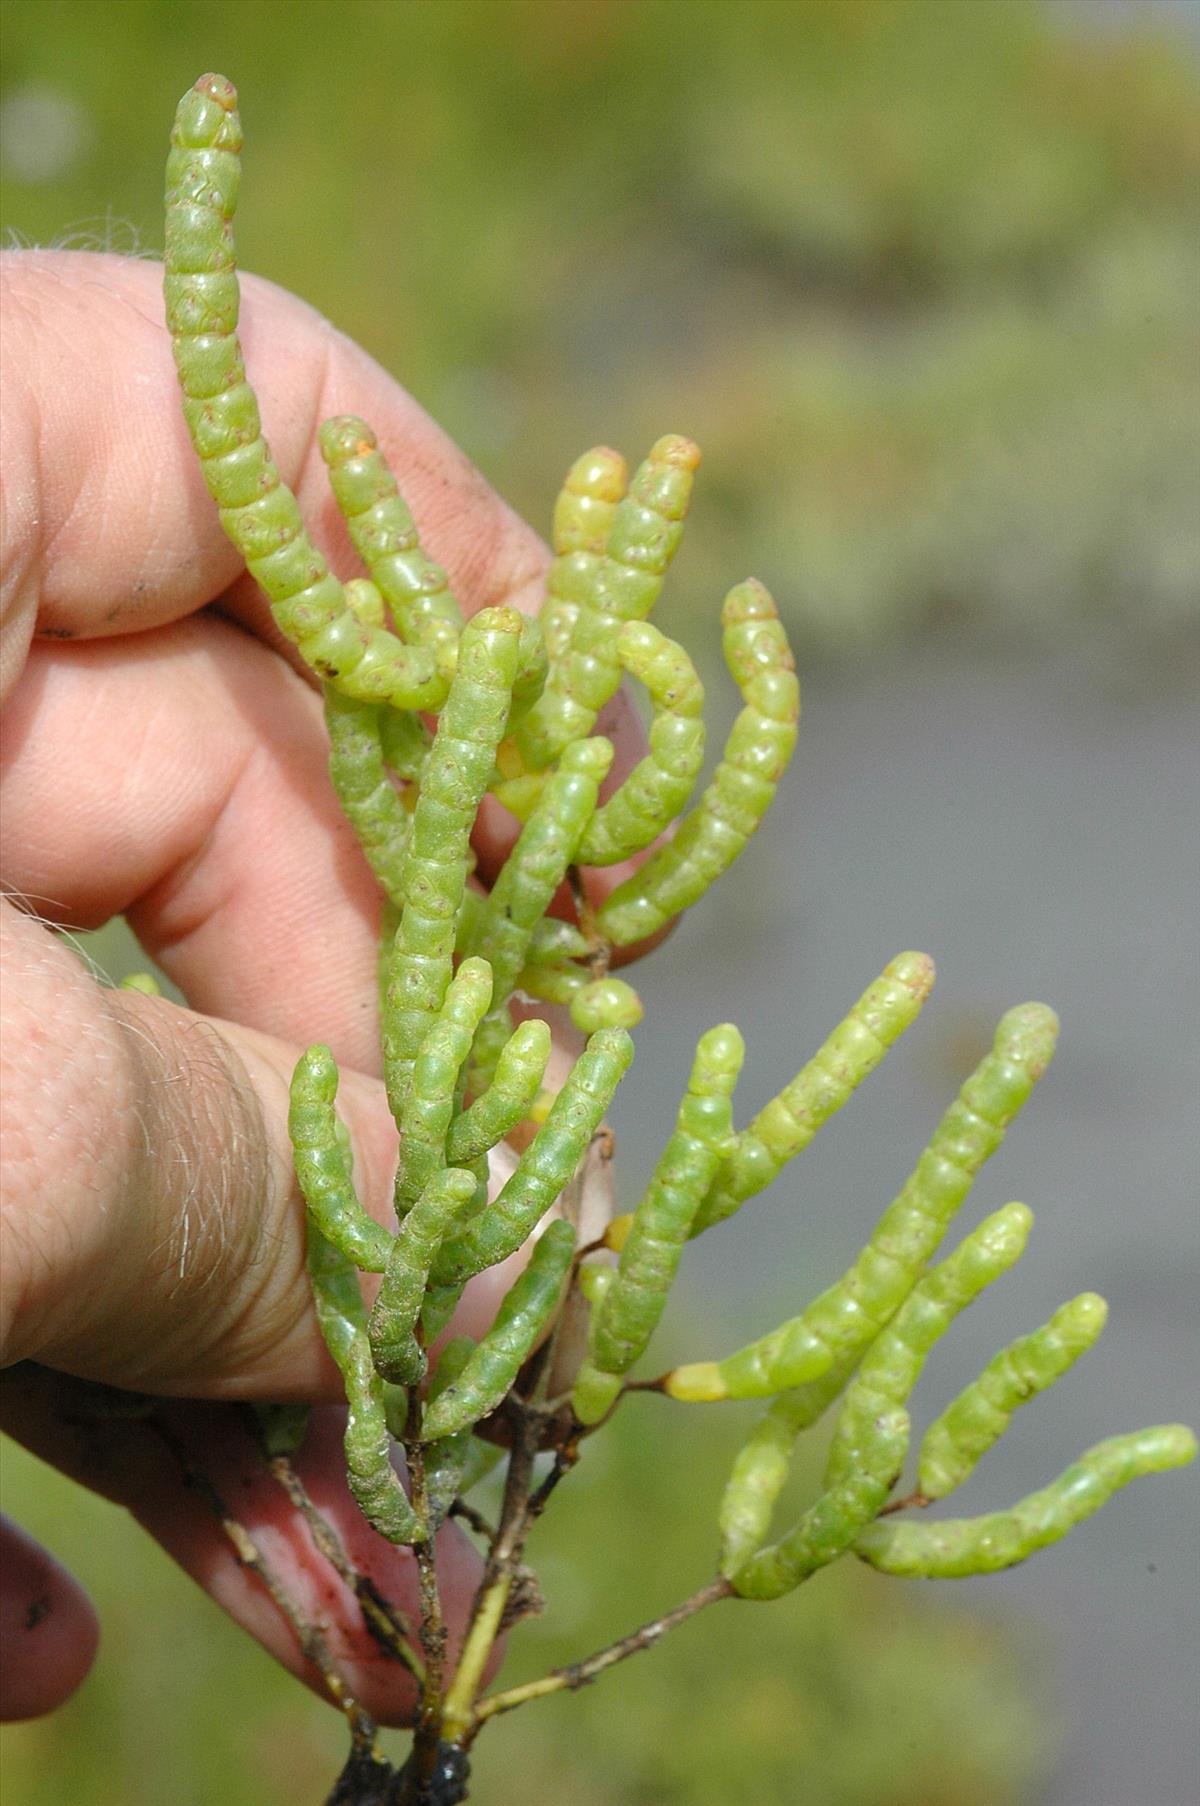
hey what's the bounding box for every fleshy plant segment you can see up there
[162,72,1195,1806]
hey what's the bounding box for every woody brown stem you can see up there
[448,1498,497,1542]
[400,1376,449,1794]
[153,1419,377,1752]
[265,1453,424,1679]
[877,1488,930,1516]
[473,1575,735,1726]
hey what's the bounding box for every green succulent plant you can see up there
[161,73,1194,1806]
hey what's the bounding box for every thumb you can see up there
[1,896,396,1400]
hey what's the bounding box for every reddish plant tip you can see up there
[721,577,778,624]
[320,416,380,462]
[566,447,628,500]
[903,952,937,999]
[196,73,238,110]
[650,435,702,470]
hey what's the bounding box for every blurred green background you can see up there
[2,2,1197,1804]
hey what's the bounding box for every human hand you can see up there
[0,251,646,1723]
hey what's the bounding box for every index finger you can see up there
[0,253,652,1060]
[0,250,550,677]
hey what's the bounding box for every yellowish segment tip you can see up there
[663,1361,727,1403]
[604,1212,634,1253]
[494,738,525,782]
[491,773,546,821]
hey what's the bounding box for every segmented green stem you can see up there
[515,436,701,773]
[379,705,432,782]
[527,919,591,964]
[855,1426,1197,1577]
[288,1045,391,1272]
[368,1169,479,1385]
[421,1221,577,1440]
[572,1025,743,1424]
[514,960,647,1034]
[717,1396,804,1578]
[507,616,550,733]
[324,685,410,906]
[422,1338,501,1527]
[824,1204,1033,1491]
[729,1407,910,1598]
[318,415,462,656]
[164,76,449,709]
[432,1029,634,1288]
[666,1002,1058,1401]
[308,1224,423,1545]
[597,579,799,945]
[382,607,523,1118]
[540,445,629,661]
[445,1019,552,1166]
[567,976,645,1034]
[576,623,706,866]
[514,960,589,1012]
[692,951,936,1235]
[393,958,494,1212]
[465,736,614,1086]
[918,1292,1108,1501]
[343,1339,425,1544]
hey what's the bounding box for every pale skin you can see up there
[0,250,654,1723]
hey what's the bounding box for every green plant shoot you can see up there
[154,72,1195,1806]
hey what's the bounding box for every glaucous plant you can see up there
[161,73,1195,1806]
